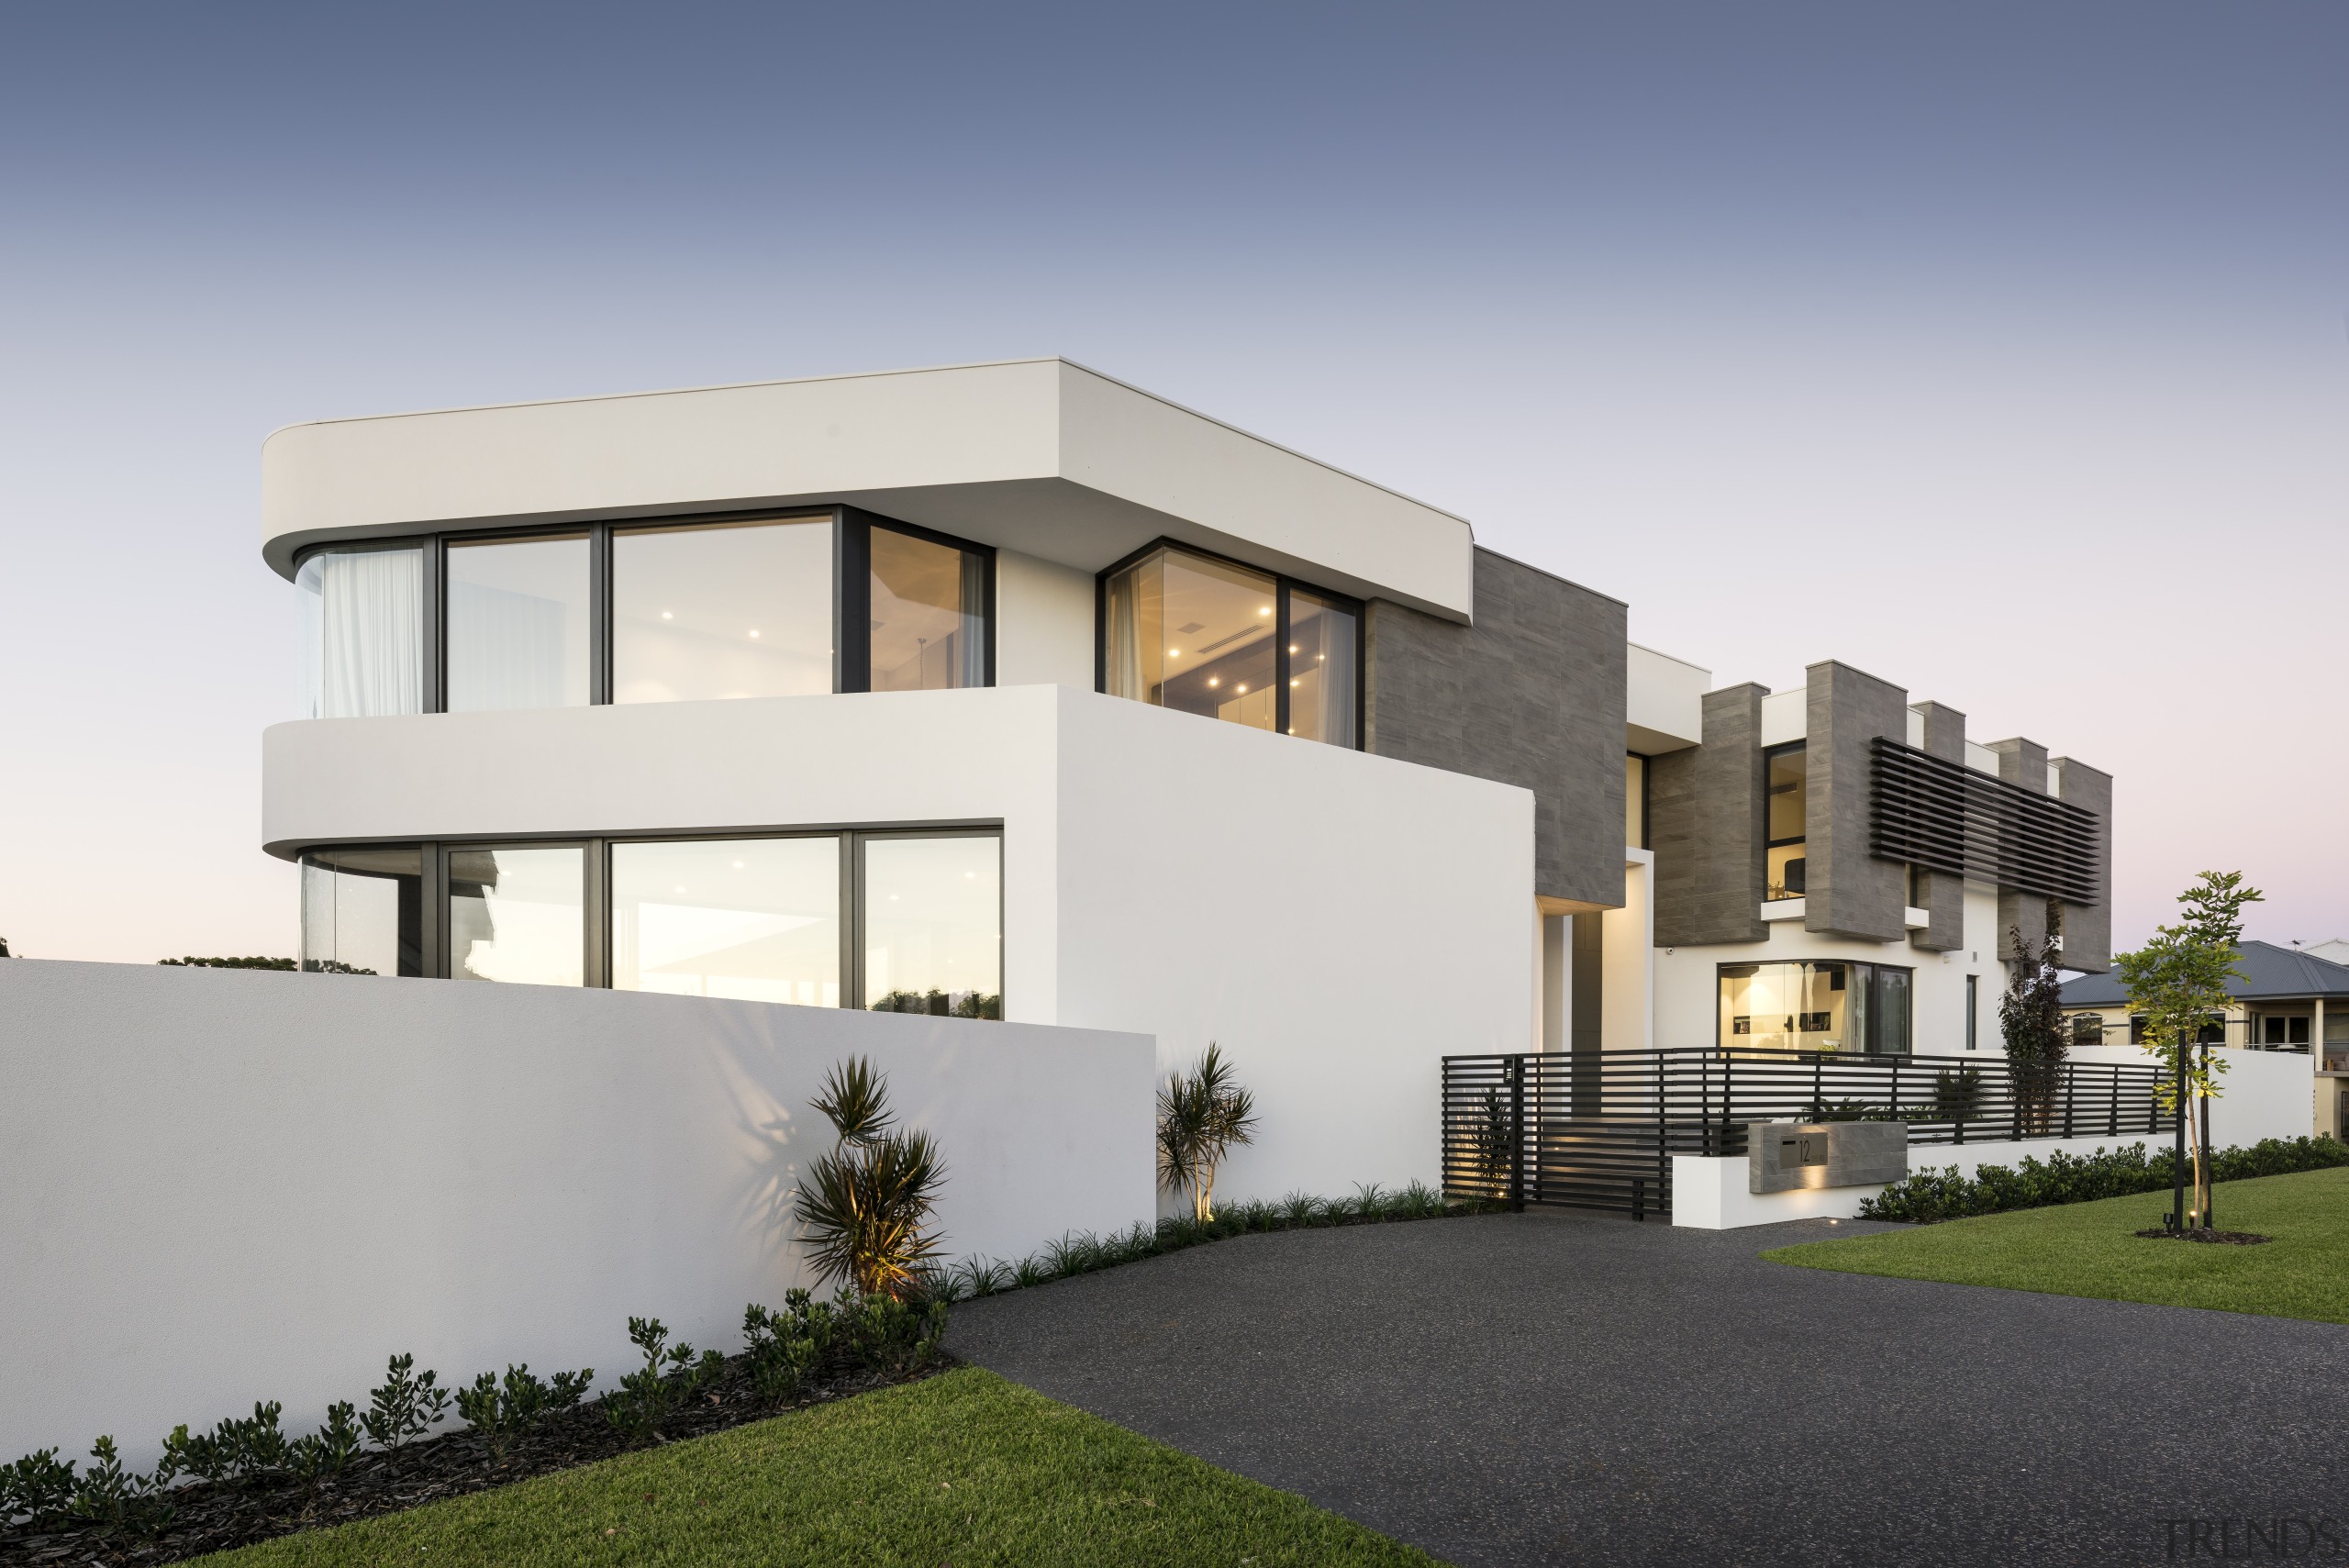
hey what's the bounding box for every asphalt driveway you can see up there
[945,1211,2349,1567]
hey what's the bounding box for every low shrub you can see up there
[452,1365,593,1462]
[933,1180,1491,1303]
[602,1318,725,1445]
[1857,1135,2349,1223]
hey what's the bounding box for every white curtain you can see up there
[299,549,421,718]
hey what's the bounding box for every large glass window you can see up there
[448,845,584,985]
[300,848,423,975]
[612,518,833,704]
[610,837,841,1005]
[446,536,591,712]
[871,527,986,692]
[1102,543,1359,746]
[862,835,1001,1017]
[1765,742,1807,900]
[1719,960,1911,1053]
[296,547,422,718]
[1286,589,1358,745]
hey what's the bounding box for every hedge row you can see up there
[1856,1135,2349,1224]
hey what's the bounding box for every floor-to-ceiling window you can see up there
[296,828,1003,1012]
[862,834,1002,1018]
[447,845,586,985]
[611,517,833,703]
[445,536,592,712]
[869,527,988,693]
[1764,742,1807,900]
[1625,753,1650,850]
[1099,541,1363,747]
[609,836,841,1005]
[296,546,423,718]
[1718,960,1912,1053]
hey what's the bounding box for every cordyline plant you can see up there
[1999,900,2069,1136]
[2114,870,2263,1229]
[793,1057,947,1300]
[1157,1044,1258,1224]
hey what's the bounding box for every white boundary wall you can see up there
[0,960,1152,1464]
[1674,1047,2317,1229]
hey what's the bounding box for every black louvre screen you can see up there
[1871,736,2099,903]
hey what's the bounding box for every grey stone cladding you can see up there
[1805,662,1909,943]
[2053,757,2113,973]
[1364,548,1627,909]
[1908,701,1968,953]
[1987,738,2052,962]
[1652,684,1769,946]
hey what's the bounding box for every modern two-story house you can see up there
[262,359,1631,1202]
[261,356,2122,1207]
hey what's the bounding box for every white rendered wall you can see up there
[1675,1050,2315,1229]
[0,959,1152,1466]
[260,359,1475,620]
[1653,884,2004,1055]
[263,685,1537,1208]
[1625,643,1707,753]
[1601,854,1654,1049]
[1050,691,1535,1203]
[994,550,1096,689]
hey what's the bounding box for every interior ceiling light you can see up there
[1236,684,1248,694]
[749,629,761,639]
[1208,677,1220,687]
[1290,679,1300,687]
[1259,606,1272,616]
[661,611,674,619]
[1169,648,1182,657]
[1289,645,1299,654]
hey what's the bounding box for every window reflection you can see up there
[613,518,833,704]
[448,846,584,985]
[610,837,841,1005]
[297,548,421,718]
[300,847,422,976]
[863,836,1001,1017]
[871,528,985,692]
[447,536,590,712]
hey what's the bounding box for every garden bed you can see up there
[0,1343,947,1567]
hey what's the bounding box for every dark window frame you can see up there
[299,825,1005,1012]
[293,503,997,717]
[1091,536,1366,750]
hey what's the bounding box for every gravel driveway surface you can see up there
[945,1210,2349,1566]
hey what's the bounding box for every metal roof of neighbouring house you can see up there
[2061,940,2349,1008]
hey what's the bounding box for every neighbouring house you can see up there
[2060,941,2349,1139]
[2305,938,2349,968]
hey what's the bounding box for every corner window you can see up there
[1765,741,1806,900]
[296,546,422,718]
[1719,960,1910,1053]
[611,517,832,703]
[1099,542,1362,747]
[300,848,424,975]
[445,535,591,713]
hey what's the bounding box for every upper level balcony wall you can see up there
[1627,641,1706,755]
[262,359,1476,623]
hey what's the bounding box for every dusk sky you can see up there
[2,3,2343,963]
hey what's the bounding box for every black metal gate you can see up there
[1442,1047,2168,1220]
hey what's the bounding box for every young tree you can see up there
[1156,1044,1258,1224]
[2113,871,2263,1230]
[794,1057,947,1299]
[1998,900,2069,1135]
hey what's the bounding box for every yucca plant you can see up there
[794,1058,947,1301]
[1156,1043,1259,1224]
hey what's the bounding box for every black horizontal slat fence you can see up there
[1441,1047,2171,1220]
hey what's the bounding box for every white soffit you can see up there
[261,358,1477,621]
[1626,641,1707,753]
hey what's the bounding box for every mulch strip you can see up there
[0,1352,951,1566]
[2132,1227,2273,1245]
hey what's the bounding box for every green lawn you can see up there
[1765,1165,2349,1324]
[195,1367,1438,1567]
